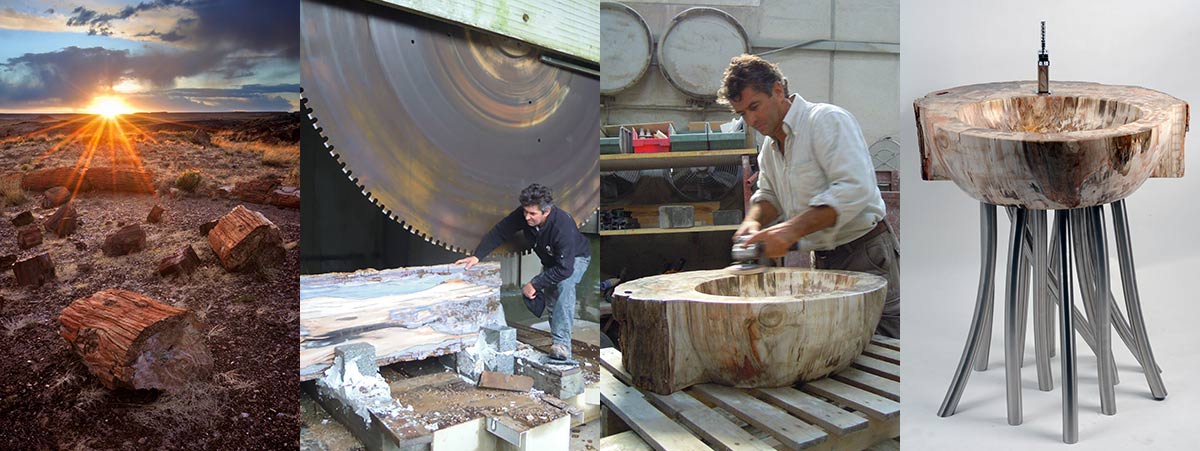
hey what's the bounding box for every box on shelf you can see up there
[669,123,708,152]
[600,136,621,154]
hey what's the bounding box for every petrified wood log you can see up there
[231,176,281,205]
[299,262,505,381]
[13,252,54,286]
[83,167,156,194]
[612,268,886,394]
[207,204,284,271]
[21,168,87,191]
[44,202,77,237]
[101,224,147,257]
[41,186,70,208]
[11,210,34,227]
[266,187,300,209]
[914,81,1189,209]
[147,205,164,223]
[157,245,200,278]
[17,226,42,249]
[59,289,212,390]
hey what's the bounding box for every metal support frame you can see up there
[939,201,1167,443]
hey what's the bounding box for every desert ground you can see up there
[0,112,300,449]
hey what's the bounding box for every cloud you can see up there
[0,0,299,110]
[131,83,298,111]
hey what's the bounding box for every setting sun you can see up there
[87,95,135,118]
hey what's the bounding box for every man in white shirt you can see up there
[721,54,899,338]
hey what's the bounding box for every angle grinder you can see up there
[725,235,799,275]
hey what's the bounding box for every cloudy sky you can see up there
[0,0,299,113]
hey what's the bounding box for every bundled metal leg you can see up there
[1031,210,1052,391]
[1087,207,1117,415]
[939,203,998,417]
[1005,208,1028,425]
[1112,200,1167,399]
[1057,210,1078,444]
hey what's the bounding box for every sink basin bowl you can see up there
[612,268,886,394]
[915,81,1188,209]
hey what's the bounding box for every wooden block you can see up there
[299,263,503,380]
[599,372,713,451]
[800,379,898,420]
[157,244,201,278]
[478,371,534,392]
[753,387,868,435]
[691,384,827,450]
[658,206,695,229]
[59,289,211,390]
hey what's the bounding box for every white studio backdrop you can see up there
[900,0,1200,449]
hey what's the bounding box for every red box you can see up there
[633,137,670,153]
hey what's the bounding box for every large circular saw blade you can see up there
[301,0,599,255]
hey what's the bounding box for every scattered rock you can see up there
[78,262,93,273]
[0,254,16,271]
[41,186,70,209]
[101,224,147,257]
[147,205,165,223]
[208,205,284,272]
[11,210,34,227]
[71,239,87,251]
[157,245,200,279]
[17,226,42,250]
[13,252,54,287]
[44,202,78,238]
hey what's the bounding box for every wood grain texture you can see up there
[612,269,887,394]
[207,204,284,271]
[58,289,212,390]
[915,81,1188,209]
[298,262,504,381]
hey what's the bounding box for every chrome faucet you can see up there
[1037,21,1050,94]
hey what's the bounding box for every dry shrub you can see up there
[260,146,297,167]
[2,314,40,336]
[176,169,203,192]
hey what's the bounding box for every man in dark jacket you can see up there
[456,184,591,360]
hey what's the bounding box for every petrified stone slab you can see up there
[915,81,1189,209]
[612,268,886,394]
[208,205,284,271]
[147,205,164,223]
[17,226,42,250]
[157,245,200,278]
[298,262,505,381]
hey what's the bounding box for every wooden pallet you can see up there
[599,336,900,451]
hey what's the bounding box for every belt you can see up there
[815,220,889,258]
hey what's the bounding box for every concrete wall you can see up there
[602,0,899,152]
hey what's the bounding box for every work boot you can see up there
[549,343,571,361]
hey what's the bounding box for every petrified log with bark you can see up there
[11,210,34,227]
[21,168,87,191]
[612,268,887,394]
[13,252,54,287]
[207,205,284,271]
[19,167,155,194]
[44,202,77,238]
[41,186,70,208]
[101,224,146,257]
[298,262,505,381]
[59,289,212,390]
[266,187,300,209]
[231,176,281,205]
[157,245,200,278]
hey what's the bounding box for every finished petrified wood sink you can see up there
[612,268,886,394]
[915,81,1188,209]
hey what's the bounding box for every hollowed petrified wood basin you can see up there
[611,268,886,394]
[915,81,1188,209]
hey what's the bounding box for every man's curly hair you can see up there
[718,54,785,105]
[519,184,554,212]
